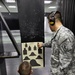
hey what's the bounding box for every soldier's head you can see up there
[47,11,62,31]
[18,61,33,75]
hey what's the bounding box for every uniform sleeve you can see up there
[42,41,52,48]
[59,38,74,72]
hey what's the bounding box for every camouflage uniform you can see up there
[43,26,75,75]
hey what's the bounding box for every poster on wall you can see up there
[22,42,45,68]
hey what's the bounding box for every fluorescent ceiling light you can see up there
[5,0,15,3]
[0,5,2,8]
[8,6,16,8]
[44,1,52,4]
[48,6,56,9]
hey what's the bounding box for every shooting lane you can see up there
[0,0,75,75]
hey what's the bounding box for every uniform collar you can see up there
[53,25,62,38]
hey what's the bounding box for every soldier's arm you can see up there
[42,41,52,47]
[37,41,52,48]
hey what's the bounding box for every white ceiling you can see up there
[0,0,18,12]
[44,0,58,13]
[0,0,57,13]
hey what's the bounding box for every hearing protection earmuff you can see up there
[47,11,62,26]
[49,16,55,26]
[48,11,56,26]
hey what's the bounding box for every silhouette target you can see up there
[30,59,40,66]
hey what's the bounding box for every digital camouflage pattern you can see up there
[43,26,75,75]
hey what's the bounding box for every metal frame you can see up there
[0,12,20,58]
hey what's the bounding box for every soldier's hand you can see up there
[37,43,43,48]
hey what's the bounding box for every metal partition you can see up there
[0,12,20,58]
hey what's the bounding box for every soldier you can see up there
[38,11,75,75]
[18,61,33,75]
